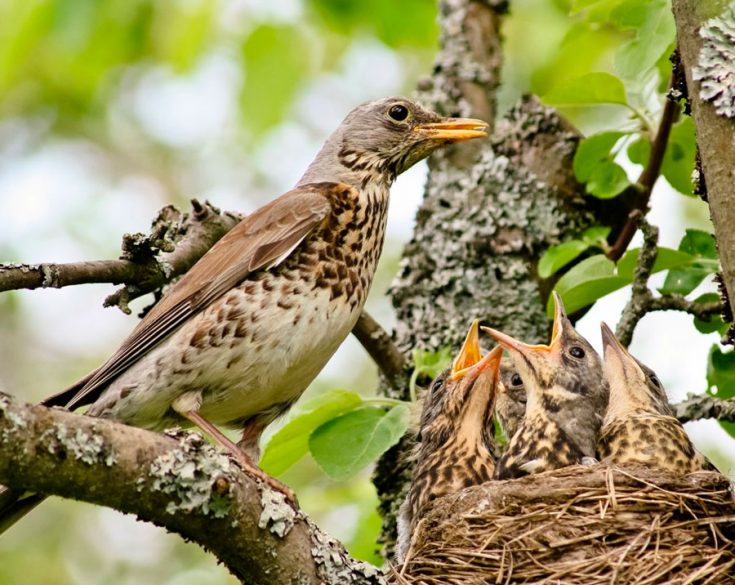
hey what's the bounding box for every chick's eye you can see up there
[510,373,523,387]
[388,104,409,121]
[569,346,585,359]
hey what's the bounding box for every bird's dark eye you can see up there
[569,346,585,359]
[510,373,522,387]
[649,375,661,388]
[388,104,409,121]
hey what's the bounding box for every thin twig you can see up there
[614,215,725,347]
[352,312,408,391]
[0,200,406,384]
[615,213,659,347]
[608,79,680,262]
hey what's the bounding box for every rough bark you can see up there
[0,393,384,585]
[672,0,735,334]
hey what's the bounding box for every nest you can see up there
[391,465,735,584]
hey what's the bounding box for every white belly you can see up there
[91,285,361,429]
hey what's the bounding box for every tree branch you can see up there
[0,393,384,585]
[607,81,679,262]
[0,200,241,313]
[614,214,724,347]
[673,392,735,424]
[672,1,735,336]
[352,312,408,392]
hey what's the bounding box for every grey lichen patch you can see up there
[258,489,297,537]
[694,4,735,118]
[144,432,234,518]
[308,519,385,585]
[41,422,117,466]
[0,395,29,442]
[40,263,61,288]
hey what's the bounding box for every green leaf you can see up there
[660,229,719,295]
[677,229,718,259]
[309,405,410,481]
[573,131,626,182]
[573,132,631,198]
[661,117,697,195]
[412,346,453,380]
[661,267,711,295]
[538,240,590,278]
[586,161,630,198]
[259,389,363,476]
[552,247,696,315]
[542,72,628,106]
[613,0,676,80]
[707,345,735,399]
[581,226,612,247]
[693,293,727,334]
[627,137,651,165]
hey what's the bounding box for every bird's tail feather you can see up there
[0,368,96,535]
[0,486,46,535]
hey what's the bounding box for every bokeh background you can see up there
[0,1,731,583]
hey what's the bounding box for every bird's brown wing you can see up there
[52,183,340,410]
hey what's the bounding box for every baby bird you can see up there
[396,321,502,562]
[496,359,526,441]
[597,322,716,473]
[484,292,608,479]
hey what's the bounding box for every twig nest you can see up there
[392,465,735,584]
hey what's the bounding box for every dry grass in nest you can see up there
[391,465,735,584]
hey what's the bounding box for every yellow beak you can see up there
[415,117,489,142]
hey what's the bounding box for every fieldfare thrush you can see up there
[0,97,488,532]
[484,293,609,479]
[597,323,716,473]
[396,321,502,562]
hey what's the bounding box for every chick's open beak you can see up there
[600,322,633,369]
[549,291,567,348]
[451,321,503,383]
[416,117,489,142]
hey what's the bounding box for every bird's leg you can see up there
[172,393,297,503]
[181,410,298,504]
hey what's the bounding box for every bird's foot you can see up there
[232,453,299,506]
[180,409,299,507]
[581,456,599,466]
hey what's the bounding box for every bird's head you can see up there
[600,322,672,419]
[418,320,502,450]
[483,292,605,414]
[299,97,488,186]
[496,359,527,440]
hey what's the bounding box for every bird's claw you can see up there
[581,456,599,466]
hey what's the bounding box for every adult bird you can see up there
[0,97,488,532]
[597,322,716,473]
[483,293,608,479]
[396,320,502,563]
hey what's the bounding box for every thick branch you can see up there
[0,393,384,585]
[673,1,735,329]
[674,392,735,423]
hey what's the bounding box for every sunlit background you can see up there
[0,1,731,583]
